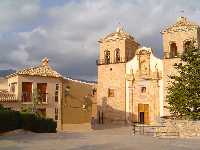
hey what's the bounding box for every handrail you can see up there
[96,57,127,65]
[0,93,17,101]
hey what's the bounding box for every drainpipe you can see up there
[61,78,64,131]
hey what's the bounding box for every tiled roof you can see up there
[99,26,139,44]
[0,90,17,102]
[64,77,96,86]
[161,16,199,34]
[7,58,63,78]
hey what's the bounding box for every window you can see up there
[55,84,59,102]
[114,48,120,63]
[37,83,47,103]
[170,42,178,58]
[56,84,59,91]
[55,108,58,120]
[104,50,110,64]
[92,88,96,96]
[141,87,146,93]
[22,82,32,102]
[10,82,17,93]
[108,88,114,97]
[184,41,191,53]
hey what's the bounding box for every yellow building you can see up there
[0,58,96,131]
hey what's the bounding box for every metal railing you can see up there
[38,93,48,103]
[164,52,182,59]
[22,92,32,102]
[96,57,127,65]
[0,92,17,101]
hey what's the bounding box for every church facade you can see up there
[96,16,200,124]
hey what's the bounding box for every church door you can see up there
[138,104,149,124]
[139,112,144,123]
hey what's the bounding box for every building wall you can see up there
[126,47,163,124]
[0,78,8,90]
[97,63,126,123]
[61,78,96,129]
[7,75,63,129]
[162,29,198,55]
[97,29,139,124]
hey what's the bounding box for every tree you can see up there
[21,88,43,117]
[167,42,200,120]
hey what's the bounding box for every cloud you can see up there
[0,0,40,32]
[0,0,200,80]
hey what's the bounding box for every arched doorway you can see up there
[170,42,178,58]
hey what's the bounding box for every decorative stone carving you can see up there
[161,16,199,34]
[138,50,151,76]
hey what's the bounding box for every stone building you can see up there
[0,58,96,130]
[62,77,96,129]
[96,16,200,124]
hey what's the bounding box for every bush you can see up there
[0,106,57,133]
[0,109,21,132]
[20,112,57,133]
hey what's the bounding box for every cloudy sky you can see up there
[0,0,200,81]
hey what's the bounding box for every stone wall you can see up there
[97,63,126,123]
[62,78,96,126]
[157,119,200,138]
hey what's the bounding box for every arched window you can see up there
[184,41,191,53]
[114,48,120,63]
[170,42,178,58]
[104,50,110,64]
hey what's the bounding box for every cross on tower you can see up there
[179,10,185,17]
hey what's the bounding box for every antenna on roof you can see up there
[177,10,187,22]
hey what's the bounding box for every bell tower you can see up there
[96,26,140,124]
[162,16,200,116]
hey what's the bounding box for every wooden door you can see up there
[138,104,149,124]
[144,104,149,124]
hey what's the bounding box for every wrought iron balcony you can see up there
[96,57,127,65]
[22,92,32,102]
[38,93,48,103]
[164,52,182,59]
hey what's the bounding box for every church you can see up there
[96,16,200,124]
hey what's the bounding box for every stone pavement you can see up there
[0,126,200,150]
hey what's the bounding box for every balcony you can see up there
[22,82,32,102]
[0,91,17,102]
[96,57,127,65]
[37,83,47,103]
[22,91,32,102]
[38,92,48,103]
[164,52,182,59]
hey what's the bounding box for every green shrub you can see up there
[20,112,57,133]
[0,105,57,133]
[0,109,21,132]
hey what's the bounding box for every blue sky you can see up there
[0,0,200,80]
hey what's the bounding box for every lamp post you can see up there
[64,86,70,107]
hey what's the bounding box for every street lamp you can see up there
[64,86,70,107]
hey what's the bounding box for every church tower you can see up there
[161,16,200,116]
[96,26,140,124]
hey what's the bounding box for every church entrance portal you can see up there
[138,104,149,124]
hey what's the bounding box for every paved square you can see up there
[0,126,200,150]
